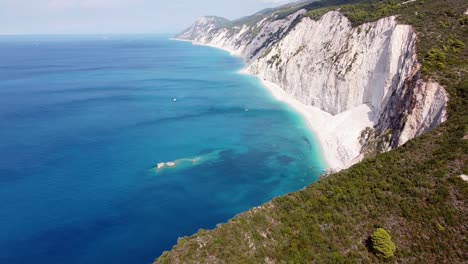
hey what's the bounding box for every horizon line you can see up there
[0,33,176,36]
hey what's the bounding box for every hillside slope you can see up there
[156,0,467,262]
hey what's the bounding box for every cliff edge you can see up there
[175,8,448,170]
[156,0,467,262]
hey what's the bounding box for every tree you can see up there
[371,228,396,259]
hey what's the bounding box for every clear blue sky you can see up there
[0,0,291,35]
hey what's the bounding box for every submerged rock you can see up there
[156,161,176,170]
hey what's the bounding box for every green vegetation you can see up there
[157,0,468,262]
[437,223,445,232]
[305,7,335,20]
[273,6,303,21]
[340,0,401,26]
[424,48,447,71]
[232,0,314,27]
[360,127,392,156]
[305,0,403,26]
[371,228,396,259]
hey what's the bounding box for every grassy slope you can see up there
[156,0,468,262]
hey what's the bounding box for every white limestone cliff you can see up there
[175,10,448,170]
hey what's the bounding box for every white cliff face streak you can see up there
[176,10,448,171]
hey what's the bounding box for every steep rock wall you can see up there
[176,10,448,170]
[178,11,306,60]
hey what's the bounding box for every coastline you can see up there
[170,37,241,58]
[171,37,374,171]
[253,79,375,171]
[255,78,340,170]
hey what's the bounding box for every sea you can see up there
[0,35,326,264]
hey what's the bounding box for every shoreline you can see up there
[255,78,340,170]
[170,37,241,58]
[172,37,374,171]
[253,79,375,171]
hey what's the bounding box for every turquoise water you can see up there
[0,35,326,264]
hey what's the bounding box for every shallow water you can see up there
[0,35,325,264]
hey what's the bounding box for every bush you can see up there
[447,35,465,52]
[371,228,396,259]
[426,48,446,62]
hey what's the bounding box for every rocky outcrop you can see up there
[176,10,448,170]
[178,10,306,60]
[177,16,231,41]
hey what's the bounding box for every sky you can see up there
[0,0,293,35]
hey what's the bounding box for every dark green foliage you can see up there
[424,48,448,71]
[305,7,335,20]
[305,0,403,26]
[426,48,446,62]
[273,6,303,21]
[371,228,396,259]
[448,35,465,51]
[156,0,468,263]
[341,0,401,26]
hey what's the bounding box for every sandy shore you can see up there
[172,38,374,171]
[255,79,374,171]
[171,38,241,58]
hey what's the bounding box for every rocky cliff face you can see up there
[176,10,448,170]
[177,16,231,41]
[177,10,306,60]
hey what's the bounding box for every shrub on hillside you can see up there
[371,228,396,259]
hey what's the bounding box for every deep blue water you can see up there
[0,35,325,264]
